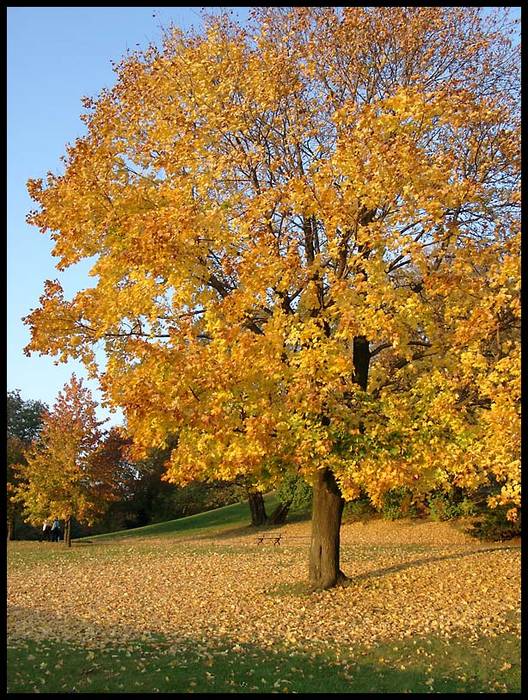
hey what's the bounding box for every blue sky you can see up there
[7,7,250,422]
[7,6,521,423]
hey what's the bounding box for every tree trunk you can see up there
[268,500,292,525]
[247,490,267,526]
[309,468,347,590]
[353,335,370,392]
[306,335,370,589]
[65,517,72,548]
[7,514,15,541]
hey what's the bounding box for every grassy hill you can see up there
[79,491,282,542]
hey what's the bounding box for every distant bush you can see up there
[458,497,478,517]
[290,480,313,512]
[170,480,242,518]
[427,491,462,521]
[466,505,521,542]
[275,473,312,514]
[425,486,482,522]
[7,519,40,541]
[342,495,375,522]
[381,487,419,520]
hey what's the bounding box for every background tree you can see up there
[24,8,520,587]
[69,436,247,535]
[7,390,47,540]
[123,441,181,527]
[13,376,113,546]
[272,473,314,525]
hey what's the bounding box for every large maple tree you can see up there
[24,8,520,587]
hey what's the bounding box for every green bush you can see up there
[427,492,462,521]
[467,505,521,542]
[381,487,418,520]
[425,486,482,522]
[171,480,241,518]
[458,497,478,517]
[342,496,375,522]
[276,473,312,513]
[290,480,313,512]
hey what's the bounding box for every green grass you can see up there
[8,630,520,693]
[78,491,281,542]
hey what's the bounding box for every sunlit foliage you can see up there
[24,8,520,519]
[13,376,116,526]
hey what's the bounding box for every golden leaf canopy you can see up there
[24,8,520,512]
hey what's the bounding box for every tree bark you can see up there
[65,517,72,548]
[353,335,370,392]
[268,500,292,525]
[309,468,347,590]
[7,514,15,541]
[307,336,371,590]
[247,490,267,526]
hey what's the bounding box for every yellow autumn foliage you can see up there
[24,8,520,514]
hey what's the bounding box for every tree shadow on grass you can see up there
[343,544,520,586]
[264,543,520,597]
[7,606,520,694]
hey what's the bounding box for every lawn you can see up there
[7,500,521,693]
[81,491,282,542]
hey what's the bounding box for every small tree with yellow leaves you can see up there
[13,376,116,546]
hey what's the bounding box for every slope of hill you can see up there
[78,491,282,542]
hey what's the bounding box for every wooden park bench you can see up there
[255,533,283,545]
[255,534,311,546]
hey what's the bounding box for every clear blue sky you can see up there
[7,6,250,422]
[7,6,520,423]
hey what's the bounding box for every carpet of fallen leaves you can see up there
[7,518,521,656]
